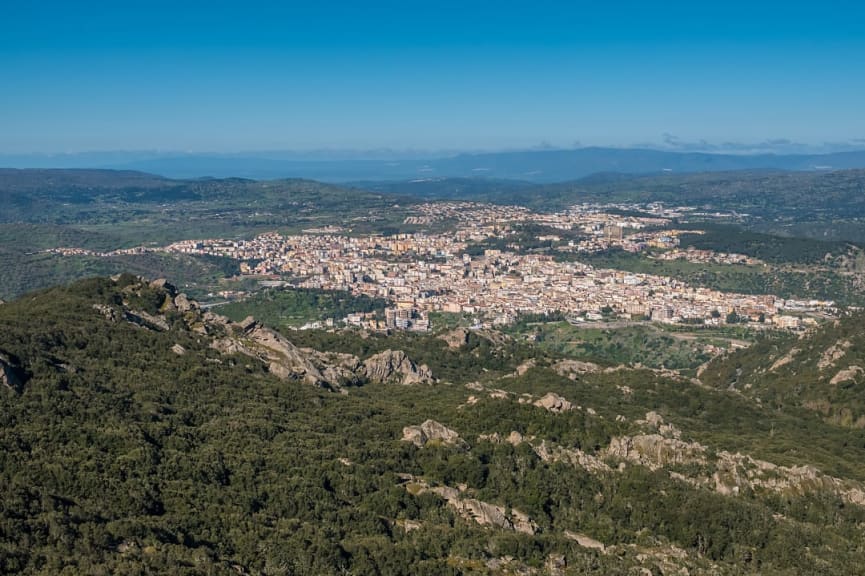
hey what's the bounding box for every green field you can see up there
[218,287,388,328]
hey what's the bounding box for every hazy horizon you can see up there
[4,1,865,154]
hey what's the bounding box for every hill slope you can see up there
[2,277,865,574]
[701,312,865,428]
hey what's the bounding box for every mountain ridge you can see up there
[6,147,865,181]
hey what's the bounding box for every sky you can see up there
[2,0,865,154]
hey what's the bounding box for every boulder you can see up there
[149,278,178,295]
[306,350,364,387]
[402,419,464,447]
[174,293,196,313]
[534,392,574,413]
[769,347,800,372]
[510,508,539,534]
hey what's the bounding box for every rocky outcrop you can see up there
[637,411,682,439]
[123,309,170,331]
[830,365,863,385]
[479,431,611,474]
[509,508,538,535]
[439,328,470,349]
[173,293,196,313]
[363,349,433,385]
[818,339,852,370]
[514,359,536,376]
[304,350,364,388]
[533,440,611,473]
[769,347,800,372]
[605,434,707,470]
[712,451,865,506]
[402,420,465,448]
[58,276,379,391]
[401,476,537,534]
[458,498,511,529]
[92,303,118,322]
[564,530,606,552]
[213,317,329,386]
[533,392,574,413]
[553,359,601,378]
[149,278,175,292]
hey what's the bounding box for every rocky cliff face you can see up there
[211,316,329,387]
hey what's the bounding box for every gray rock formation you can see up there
[149,278,177,294]
[173,293,196,313]
[306,350,364,387]
[830,365,863,385]
[711,451,865,505]
[439,328,470,349]
[402,420,464,448]
[553,359,601,378]
[533,392,574,413]
[92,304,118,322]
[95,276,428,392]
[819,339,852,370]
[403,476,538,535]
[123,309,170,331]
[214,318,329,386]
[514,359,535,376]
[605,434,707,470]
[564,530,606,552]
[363,349,433,385]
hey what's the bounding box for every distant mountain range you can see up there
[4,147,865,182]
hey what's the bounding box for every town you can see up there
[161,202,830,330]
[47,202,833,331]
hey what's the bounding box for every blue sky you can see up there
[2,1,865,154]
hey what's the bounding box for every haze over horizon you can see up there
[3,1,865,156]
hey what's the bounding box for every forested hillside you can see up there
[2,277,865,574]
